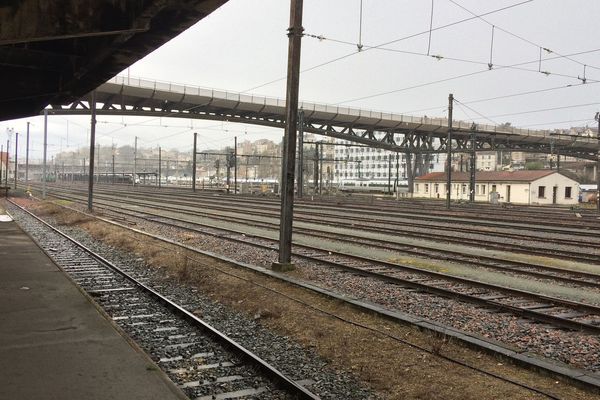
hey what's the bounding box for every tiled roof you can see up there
[415,170,564,182]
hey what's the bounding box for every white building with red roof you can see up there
[414,170,580,205]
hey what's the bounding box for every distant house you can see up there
[414,170,579,205]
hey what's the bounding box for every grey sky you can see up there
[2,0,599,162]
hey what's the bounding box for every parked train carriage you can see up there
[59,173,134,184]
[338,178,409,193]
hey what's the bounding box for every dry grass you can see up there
[37,205,600,400]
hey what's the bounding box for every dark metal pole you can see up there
[158,146,162,188]
[133,136,137,187]
[406,152,413,196]
[192,132,197,192]
[4,140,8,187]
[313,143,319,193]
[112,154,115,184]
[13,133,18,189]
[0,145,3,184]
[42,110,48,198]
[275,0,303,270]
[395,153,400,196]
[297,110,304,197]
[87,91,96,211]
[446,93,454,209]
[469,127,476,203]
[234,136,237,194]
[596,112,600,213]
[25,122,30,186]
[387,153,392,194]
[318,142,323,194]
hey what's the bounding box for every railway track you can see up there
[35,185,600,265]
[10,197,600,396]
[8,202,319,400]
[22,195,600,336]
[34,183,600,235]
[65,182,600,229]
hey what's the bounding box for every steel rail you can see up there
[8,200,321,400]
[25,193,600,335]
[35,187,600,276]
[39,185,600,264]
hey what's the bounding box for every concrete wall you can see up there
[529,174,579,205]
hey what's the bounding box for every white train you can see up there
[338,178,408,193]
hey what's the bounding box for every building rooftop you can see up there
[416,170,562,182]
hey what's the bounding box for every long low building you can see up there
[414,170,580,205]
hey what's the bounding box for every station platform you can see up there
[0,206,186,400]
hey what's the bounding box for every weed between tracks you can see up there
[24,201,600,400]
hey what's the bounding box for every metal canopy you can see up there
[0,0,227,121]
[48,77,600,160]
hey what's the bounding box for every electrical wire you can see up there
[454,99,499,125]
[241,0,534,93]
[335,47,600,105]
[473,101,600,120]
[448,0,600,71]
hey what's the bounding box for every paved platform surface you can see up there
[0,209,186,400]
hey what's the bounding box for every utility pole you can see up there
[234,136,238,194]
[112,154,115,184]
[133,136,138,187]
[158,146,162,188]
[318,142,323,194]
[25,122,30,186]
[596,111,600,213]
[4,139,8,187]
[192,132,197,191]
[42,110,48,199]
[469,124,476,203]
[0,145,3,185]
[274,0,303,270]
[313,143,319,193]
[395,153,400,195]
[388,153,392,195]
[297,110,304,197]
[13,133,18,189]
[446,93,454,209]
[87,91,96,211]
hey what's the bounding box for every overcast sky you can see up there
[2,0,600,162]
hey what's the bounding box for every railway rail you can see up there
[8,197,600,397]
[7,202,319,400]
[22,192,600,336]
[34,184,600,265]
[33,183,600,233]
[56,182,600,229]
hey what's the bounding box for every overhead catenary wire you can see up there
[334,47,600,105]
[471,101,600,121]
[448,0,600,72]
[454,99,499,125]
[401,78,600,115]
[241,0,535,93]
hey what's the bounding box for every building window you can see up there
[434,183,439,193]
[462,184,466,194]
[424,183,429,193]
[565,186,572,199]
[538,186,546,198]
[492,184,497,192]
[482,185,486,195]
[415,184,419,192]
